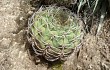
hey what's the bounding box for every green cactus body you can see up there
[28,6,82,61]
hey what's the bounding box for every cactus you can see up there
[27,6,82,61]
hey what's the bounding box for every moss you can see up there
[51,62,63,70]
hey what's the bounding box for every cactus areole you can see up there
[27,6,82,61]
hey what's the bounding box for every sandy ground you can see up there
[0,0,110,70]
[0,0,47,70]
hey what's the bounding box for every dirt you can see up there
[0,0,47,70]
[63,19,110,70]
[0,0,110,70]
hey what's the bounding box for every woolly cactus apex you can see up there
[27,6,83,61]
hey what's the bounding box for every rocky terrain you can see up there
[0,0,109,70]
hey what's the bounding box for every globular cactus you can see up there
[27,6,82,61]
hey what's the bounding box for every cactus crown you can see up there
[28,6,82,61]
